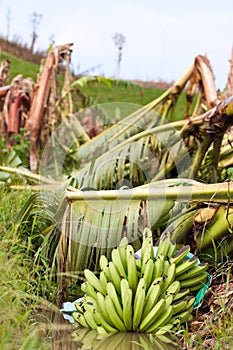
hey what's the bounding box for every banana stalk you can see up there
[65,182,233,202]
[196,204,233,249]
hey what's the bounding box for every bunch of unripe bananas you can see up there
[72,228,208,335]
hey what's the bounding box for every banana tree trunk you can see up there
[0,85,10,97]
[195,55,220,108]
[224,46,233,99]
[26,43,73,171]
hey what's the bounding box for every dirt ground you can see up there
[181,261,233,349]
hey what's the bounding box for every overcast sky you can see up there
[0,0,233,90]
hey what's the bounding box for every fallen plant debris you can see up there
[180,261,233,349]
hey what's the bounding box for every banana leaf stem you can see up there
[0,166,61,185]
[65,182,233,202]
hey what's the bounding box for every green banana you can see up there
[160,263,176,296]
[156,232,172,259]
[99,271,108,294]
[173,288,190,301]
[111,248,127,278]
[177,262,208,280]
[180,271,208,288]
[142,278,162,318]
[141,227,154,267]
[84,269,106,294]
[135,257,142,271]
[105,295,127,331]
[96,292,115,327]
[83,295,97,312]
[118,236,128,271]
[185,295,195,310]
[189,281,207,292]
[93,309,118,333]
[126,245,138,293]
[142,289,160,320]
[163,280,180,298]
[133,278,146,330]
[175,256,199,276]
[146,304,173,333]
[172,299,188,316]
[162,260,171,276]
[153,254,164,279]
[82,281,97,299]
[167,238,177,259]
[142,258,154,288]
[83,310,98,329]
[108,261,121,294]
[139,298,166,332]
[122,287,133,330]
[81,281,87,293]
[99,255,112,280]
[165,293,174,306]
[74,300,85,313]
[72,312,89,328]
[170,245,190,265]
[120,278,130,300]
[106,282,123,319]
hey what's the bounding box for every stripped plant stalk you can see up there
[26,43,73,171]
[195,55,220,108]
[65,182,233,202]
[0,165,61,185]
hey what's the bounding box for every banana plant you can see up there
[5,51,233,302]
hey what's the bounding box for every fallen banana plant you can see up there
[52,95,233,190]
[42,55,221,176]
[0,52,225,174]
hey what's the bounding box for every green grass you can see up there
[1,51,39,82]
[82,82,164,105]
[0,187,56,349]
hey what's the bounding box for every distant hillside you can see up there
[0,36,45,65]
[0,51,39,82]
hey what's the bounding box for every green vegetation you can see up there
[1,51,39,82]
[0,187,64,349]
[0,188,40,348]
[81,81,163,105]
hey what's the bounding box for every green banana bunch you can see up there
[72,228,209,336]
